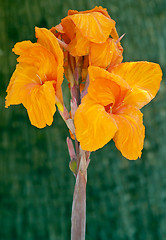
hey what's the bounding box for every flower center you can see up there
[104,103,113,113]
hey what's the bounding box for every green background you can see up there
[0,0,166,239]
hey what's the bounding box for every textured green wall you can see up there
[0,0,166,239]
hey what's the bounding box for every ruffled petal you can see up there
[89,39,123,68]
[5,63,40,107]
[110,27,119,40]
[68,6,111,19]
[25,81,56,128]
[69,12,115,43]
[35,27,64,104]
[112,62,162,109]
[12,40,37,55]
[68,29,90,56]
[74,96,118,151]
[60,17,76,40]
[35,27,64,66]
[89,39,113,68]
[112,104,145,160]
[16,44,57,81]
[88,66,131,106]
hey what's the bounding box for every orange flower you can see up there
[5,27,64,128]
[53,6,122,68]
[74,63,162,160]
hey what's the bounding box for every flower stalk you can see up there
[71,149,88,240]
[69,63,90,240]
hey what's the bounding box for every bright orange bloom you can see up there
[74,64,162,160]
[53,6,122,68]
[5,27,64,128]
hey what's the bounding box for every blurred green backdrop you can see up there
[0,0,166,239]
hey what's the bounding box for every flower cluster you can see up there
[6,6,162,160]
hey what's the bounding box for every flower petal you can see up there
[12,40,37,55]
[25,81,56,128]
[74,96,118,151]
[35,27,64,104]
[89,39,123,68]
[110,26,119,40]
[60,16,77,41]
[68,6,111,19]
[68,29,90,56]
[112,105,145,160]
[5,63,40,107]
[69,12,115,43]
[88,66,131,106]
[35,27,64,66]
[16,44,57,81]
[112,62,162,109]
[89,39,113,68]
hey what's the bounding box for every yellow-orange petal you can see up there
[108,40,123,69]
[110,27,119,41]
[35,27,64,103]
[68,29,90,56]
[15,44,58,81]
[14,43,63,107]
[5,63,40,107]
[112,62,162,109]
[25,81,56,128]
[89,39,123,69]
[89,39,113,68]
[61,17,76,40]
[35,27,64,66]
[68,6,111,19]
[12,40,37,55]
[69,12,115,43]
[88,66,131,106]
[112,105,145,160]
[68,9,79,16]
[74,96,118,151]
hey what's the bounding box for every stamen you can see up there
[36,74,43,84]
